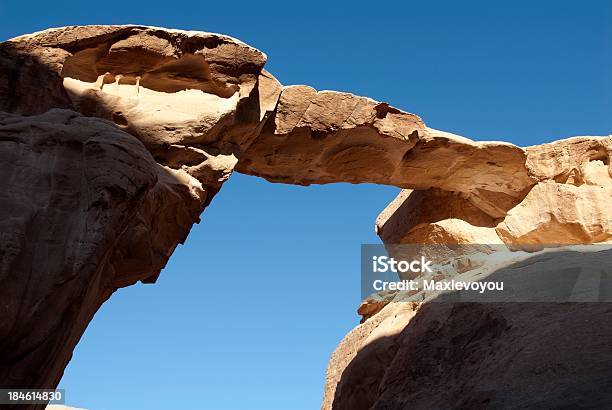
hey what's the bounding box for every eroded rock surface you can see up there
[0,25,611,410]
[327,300,612,410]
[0,25,263,407]
[0,109,204,405]
[328,135,612,408]
[237,86,534,217]
[377,136,612,249]
[324,243,612,409]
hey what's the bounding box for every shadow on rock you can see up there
[332,248,612,409]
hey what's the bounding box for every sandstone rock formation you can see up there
[326,299,612,409]
[0,108,203,398]
[0,25,610,410]
[326,136,612,408]
[376,136,612,250]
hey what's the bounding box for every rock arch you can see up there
[0,26,610,408]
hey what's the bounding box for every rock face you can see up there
[326,300,612,409]
[0,25,610,410]
[327,136,612,408]
[376,136,612,249]
[0,108,203,397]
[0,27,273,405]
[238,87,534,216]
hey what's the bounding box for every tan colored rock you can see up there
[491,136,612,249]
[0,25,280,195]
[322,301,419,410]
[376,189,499,244]
[357,290,402,323]
[236,86,426,186]
[329,134,612,409]
[2,25,612,410]
[526,136,612,182]
[237,87,534,217]
[1,25,534,211]
[495,137,612,249]
[496,180,612,248]
[397,219,502,245]
[377,136,612,248]
[3,25,265,116]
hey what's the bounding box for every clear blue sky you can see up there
[2,1,611,409]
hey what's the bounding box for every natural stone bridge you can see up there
[0,25,610,409]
